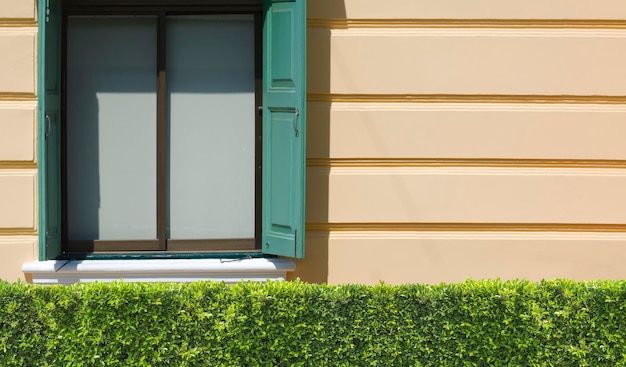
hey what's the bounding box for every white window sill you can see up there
[22,258,295,285]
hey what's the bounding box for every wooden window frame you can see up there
[60,1,264,254]
[39,0,305,260]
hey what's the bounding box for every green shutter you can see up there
[38,0,62,260]
[262,0,306,258]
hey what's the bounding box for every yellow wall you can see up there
[293,0,626,284]
[3,0,626,284]
[0,0,38,281]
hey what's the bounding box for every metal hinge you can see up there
[46,0,51,23]
[45,231,51,249]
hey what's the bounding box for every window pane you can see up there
[66,16,158,241]
[167,15,255,239]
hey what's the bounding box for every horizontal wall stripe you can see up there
[315,231,626,241]
[0,93,36,101]
[307,94,626,105]
[308,1,626,22]
[0,100,37,108]
[0,238,36,282]
[316,102,626,112]
[306,167,626,223]
[0,228,36,236]
[0,0,36,20]
[324,236,626,285]
[0,19,36,28]
[0,162,36,169]
[307,158,626,169]
[0,30,37,94]
[306,222,626,233]
[308,101,626,160]
[308,18,626,30]
[307,166,626,176]
[0,108,36,162]
[327,28,626,37]
[0,171,36,230]
[309,29,626,95]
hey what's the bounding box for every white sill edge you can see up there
[22,258,296,285]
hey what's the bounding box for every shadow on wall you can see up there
[288,0,346,283]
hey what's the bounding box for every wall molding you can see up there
[0,228,37,236]
[315,102,626,112]
[0,161,37,169]
[0,170,38,233]
[307,94,626,105]
[0,19,37,28]
[308,18,626,30]
[306,222,626,233]
[0,93,37,102]
[307,158,626,170]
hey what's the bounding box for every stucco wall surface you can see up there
[0,2,38,281]
[2,0,626,284]
[310,0,626,20]
[296,0,626,284]
[0,0,35,20]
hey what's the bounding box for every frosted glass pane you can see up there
[167,15,255,239]
[66,16,157,240]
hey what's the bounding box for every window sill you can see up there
[22,258,295,285]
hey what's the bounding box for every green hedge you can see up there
[2,280,626,366]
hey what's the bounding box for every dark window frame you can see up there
[60,0,264,254]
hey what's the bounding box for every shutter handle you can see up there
[293,108,300,138]
[45,114,51,138]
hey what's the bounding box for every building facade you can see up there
[2,0,626,284]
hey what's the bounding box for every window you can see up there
[38,0,306,259]
[65,12,260,253]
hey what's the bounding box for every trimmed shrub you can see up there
[1,279,626,366]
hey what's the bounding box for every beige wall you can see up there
[310,0,626,20]
[294,0,626,284]
[0,1,38,282]
[2,0,626,284]
[0,0,35,20]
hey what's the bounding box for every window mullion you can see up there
[157,13,167,251]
